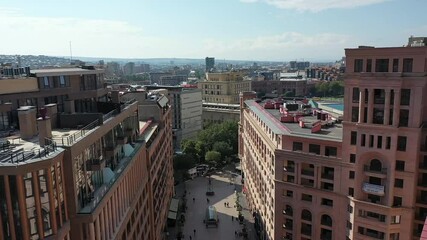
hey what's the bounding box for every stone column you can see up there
[383,89,391,125]
[44,103,58,128]
[367,89,374,124]
[358,88,366,123]
[17,106,37,139]
[37,117,52,146]
[393,90,401,127]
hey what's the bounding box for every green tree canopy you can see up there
[205,151,221,166]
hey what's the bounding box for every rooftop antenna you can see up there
[69,41,73,63]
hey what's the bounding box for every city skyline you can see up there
[1,0,427,61]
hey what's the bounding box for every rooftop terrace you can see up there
[245,99,343,141]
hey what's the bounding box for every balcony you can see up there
[86,158,105,171]
[418,180,427,188]
[117,135,128,145]
[364,165,387,178]
[417,197,427,205]
[362,182,385,196]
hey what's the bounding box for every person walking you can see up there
[193,197,195,203]
[193,229,196,236]
[189,236,192,240]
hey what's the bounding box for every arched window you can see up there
[284,205,293,216]
[321,214,332,227]
[301,209,312,221]
[370,159,382,171]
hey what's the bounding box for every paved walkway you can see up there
[167,171,257,240]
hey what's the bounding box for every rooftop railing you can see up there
[51,120,99,146]
[0,139,58,165]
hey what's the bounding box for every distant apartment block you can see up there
[290,61,310,70]
[131,85,202,150]
[159,75,188,86]
[251,79,307,96]
[205,57,215,72]
[198,71,251,104]
[149,72,171,85]
[202,102,239,126]
[239,39,427,240]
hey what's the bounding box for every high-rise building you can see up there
[0,68,174,240]
[239,40,427,240]
[123,62,135,76]
[205,57,215,72]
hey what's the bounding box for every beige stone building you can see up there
[198,71,251,104]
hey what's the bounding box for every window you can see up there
[375,59,389,72]
[352,87,360,102]
[346,220,353,230]
[392,58,399,72]
[394,179,404,188]
[366,59,372,72]
[369,135,374,148]
[399,109,409,127]
[348,188,354,197]
[386,137,391,149]
[286,190,293,198]
[350,154,356,163]
[347,204,353,213]
[373,108,384,124]
[354,59,363,72]
[349,171,355,179]
[351,107,359,122]
[400,89,411,105]
[393,196,402,207]
[391,215,401,224]
[321,198,333,207]
[293,142,303,151]
[361,134,366,147]
[325,146,337,157]
[302,194,312,202]
[43,77,50,87]
[309,144,320,155]
[395,160,405,171]
[377,136,382,149]
[397,136,407,151]
[403,58,413,72]
[351,131,357,145]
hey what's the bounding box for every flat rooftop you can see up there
[245,99,343,141]
[0,133,63,166]
[31,68,103,76]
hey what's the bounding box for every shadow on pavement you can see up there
[167,171,257,240]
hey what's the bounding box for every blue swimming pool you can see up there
[324,103,344,111]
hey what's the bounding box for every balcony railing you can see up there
[79,140,143,214]
[364,165,387,174]
[362,182,385,196]
[51,120,99,146]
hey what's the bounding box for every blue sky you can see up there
[1,0,426,61]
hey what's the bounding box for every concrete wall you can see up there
[0,78,38,94]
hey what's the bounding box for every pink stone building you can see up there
[239,39,427,240]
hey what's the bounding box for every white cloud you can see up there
[0,8,179,58]
[0,8,354,60]
[240,0,387,12]
[203,32,353,61]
